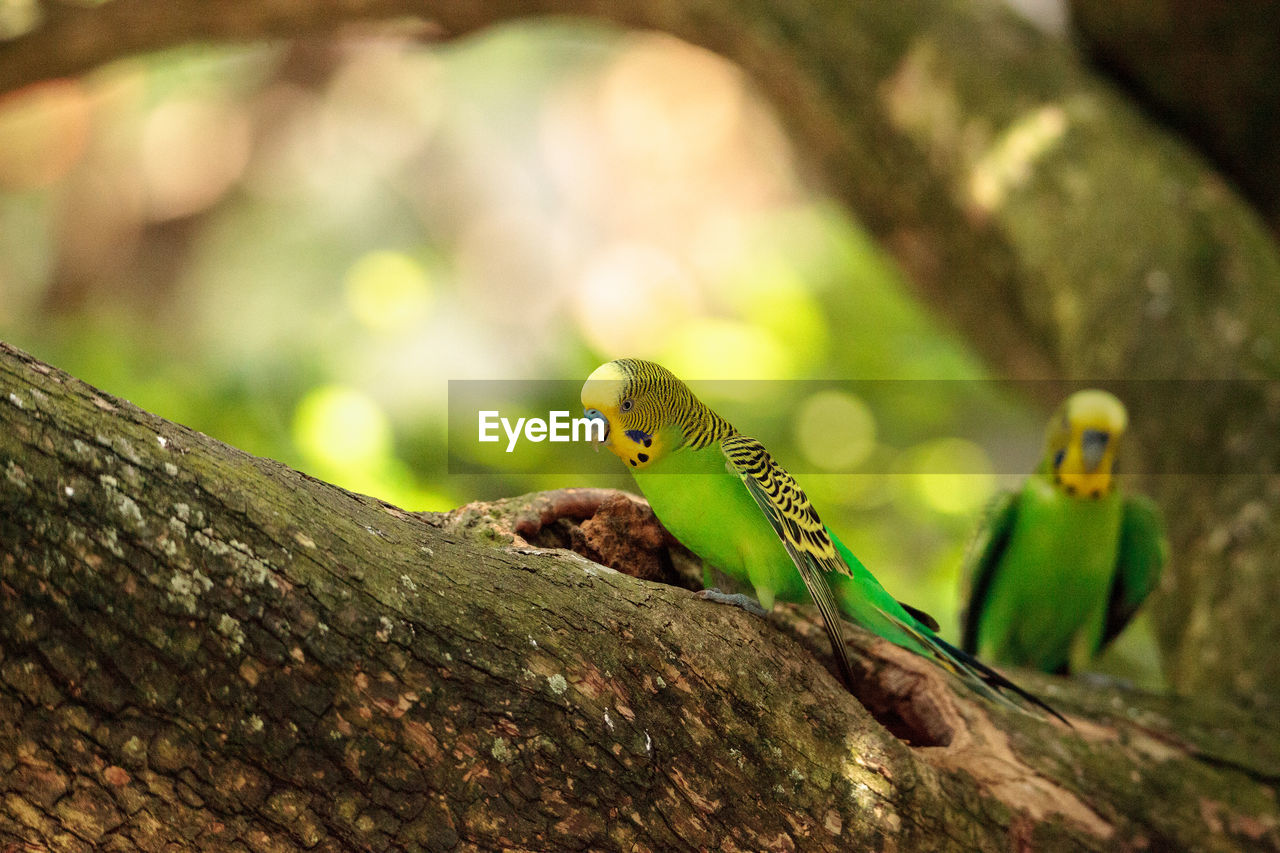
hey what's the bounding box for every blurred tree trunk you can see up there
[5,342,1280,851]
[3,0,1278,709]
[1069,0,1280,235]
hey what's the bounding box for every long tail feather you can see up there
[883,608,1069,725]
[932,635,1070,725]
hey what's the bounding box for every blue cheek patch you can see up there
[624,429,651,446]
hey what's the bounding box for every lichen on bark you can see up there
[4,342,1280,850]
[3,0,1277,705]
[1,0,1279,846]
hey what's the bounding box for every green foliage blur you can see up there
[0,23,1160,683]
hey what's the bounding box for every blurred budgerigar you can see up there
[961,389,1167,674]
[582,358,1061,719]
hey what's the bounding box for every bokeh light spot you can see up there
[344,250,435,334]
[141,97,251,220]
[661,318,791,380]
[720,251,829,370]
[0,0,41,42]
[794,390,877,472]
[292,385,392,472]
[903,438,995,516]
[600,34,745,172]
[573,243,699,356]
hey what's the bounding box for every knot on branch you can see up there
[433,487,702,588]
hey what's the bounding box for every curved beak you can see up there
[583,408,610,451]
[1080,429,1110,473]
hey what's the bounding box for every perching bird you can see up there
[582,358,1061,719]
[961,389,1167,674]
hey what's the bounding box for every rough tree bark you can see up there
[1069,0,1280,234]
[4,343,1280,851]
[3,0,1280,849]
[2,0,1279,709]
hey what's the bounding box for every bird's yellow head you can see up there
[1045,389,1128,499]
[580,359,684,470]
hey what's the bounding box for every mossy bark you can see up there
[2,0,1279,707]
[4,345,1280,850]
[1068,0,1280,234]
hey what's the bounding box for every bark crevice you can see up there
[4,342,1280,850]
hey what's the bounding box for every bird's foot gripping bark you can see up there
[695,588,769,616]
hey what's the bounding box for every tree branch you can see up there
[4,343,1279,850]
[1068,0,1280,233]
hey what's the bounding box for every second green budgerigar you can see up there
[961,389,1168,674]
[582,358,1059,719]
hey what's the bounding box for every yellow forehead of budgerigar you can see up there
[581,361,628,410]
[1064,389,1128,434]
[586,361,627,384]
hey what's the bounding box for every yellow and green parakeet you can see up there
[582,358,1059,718]
[961,389,1167,674]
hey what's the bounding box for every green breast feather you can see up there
[961,390,1167,675]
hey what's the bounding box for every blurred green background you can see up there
[0,22,1158,680]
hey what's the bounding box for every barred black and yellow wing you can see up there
[720,434,857,690]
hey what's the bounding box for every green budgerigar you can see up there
[582,358,1059,718]
[961,389,1168,674]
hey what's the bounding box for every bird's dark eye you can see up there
[620,399,634,413]
[1053,449,1065,469]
